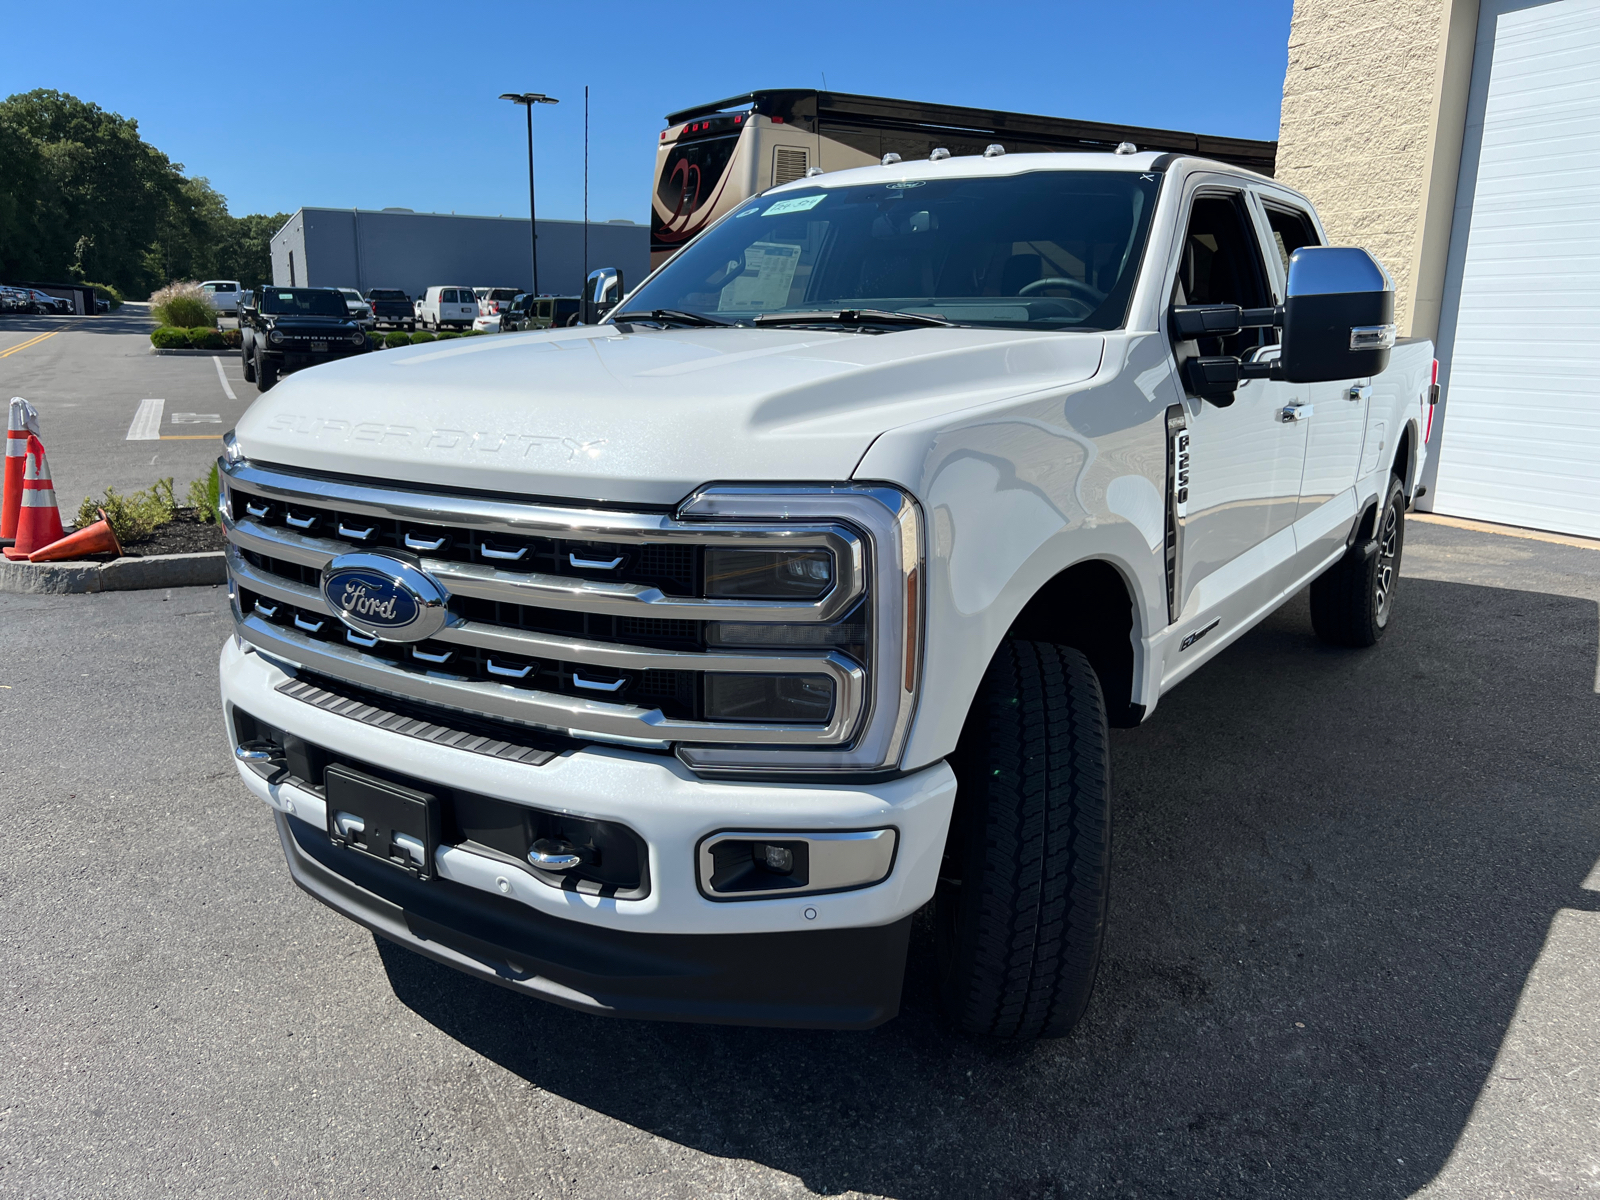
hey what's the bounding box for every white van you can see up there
[415,286,477,331]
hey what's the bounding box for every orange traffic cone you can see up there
[2,435,64,560]
[29,508,121,562]
[2,397,41,542]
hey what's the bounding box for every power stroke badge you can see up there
[321,552,451,643]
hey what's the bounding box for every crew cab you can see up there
[239,286,370,392]
[335,288,373,324]
[473,287,521,317]
[364,288,414,331]
[415,286,477,331]
[218,150,1432,1038]
[200,280,243,316]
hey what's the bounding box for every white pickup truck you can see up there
[218,148,1434,1038]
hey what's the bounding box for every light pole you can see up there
[499,91,559,295]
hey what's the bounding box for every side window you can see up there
[1263,204,1321,275]
[1173,193,1272,356]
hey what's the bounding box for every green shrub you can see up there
[184,327,227,349]
[385,330,411,348]
[221,328,242,348]
[409,330,435,344]
[76,477,176,545]
[436,331,461,341]
[185,464,221,523]
[150,326,188,349]
[149,281,217,328]
[82,281,124,309]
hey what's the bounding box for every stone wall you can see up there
[1276,0,1450,334]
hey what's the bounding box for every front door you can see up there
[1169,190,1308,624]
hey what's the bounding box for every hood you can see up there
[234,323,1106,506]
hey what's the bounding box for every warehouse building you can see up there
[269,208,650,302]
[1279,0,1600,539]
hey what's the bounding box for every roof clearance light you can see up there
[929,147,951,161]
[772,116,784,123]
[983,144,1006,158]
[1115,142,1138,155]
[882,152,902,166]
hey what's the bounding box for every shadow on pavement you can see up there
[0,313,150,336]
[378,576,1600,1199]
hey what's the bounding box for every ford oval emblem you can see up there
[321,552,451,643]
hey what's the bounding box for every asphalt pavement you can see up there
[0,309,248,517]
[2,515,1596,1199]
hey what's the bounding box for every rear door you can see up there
[1254,197,1371,558]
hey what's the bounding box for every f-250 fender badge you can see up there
[1179,618,1220,652]
[321,552,452,643]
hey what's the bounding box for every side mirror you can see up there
[583,267,624,324]
[1280,247,1395,383]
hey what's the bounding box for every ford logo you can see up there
[321,552,451,643]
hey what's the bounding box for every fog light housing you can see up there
[697,829,898,899]
[705,548,832,599]
[704,673,833,724]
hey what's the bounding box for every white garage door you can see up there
[1433,0,1600,538]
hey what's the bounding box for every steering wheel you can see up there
[1019,277,1106,305]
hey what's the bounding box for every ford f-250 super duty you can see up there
[218,147,1434,1038]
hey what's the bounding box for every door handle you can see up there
[1280,404,1313,422]
[1348,384,1372,402]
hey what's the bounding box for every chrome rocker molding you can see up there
[220,458,925,776]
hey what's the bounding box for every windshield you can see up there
[628,169,1162,331]
[260,289,348,317]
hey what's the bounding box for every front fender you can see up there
[856,333,1177,769]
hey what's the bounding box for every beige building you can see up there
[1277,0,1600,539]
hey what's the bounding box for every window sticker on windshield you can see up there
[277,293,293,300]
[761,194,826,216]
[734,206,761,218]
[718,242,802,311]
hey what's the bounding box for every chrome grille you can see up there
[218,459,929,772]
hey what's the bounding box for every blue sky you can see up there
[3,1,1292,224]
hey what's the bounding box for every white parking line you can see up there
[126,398,164,440]
[212,354,237,401]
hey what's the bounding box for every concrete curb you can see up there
[0,551,226,594]
[149,347,236,356]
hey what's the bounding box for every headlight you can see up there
[705,548,833,599]
[704,674,835,723]
[674,484,923,777]
[350,331,366,345]
[221,429,243,465]
[268,329,284,344]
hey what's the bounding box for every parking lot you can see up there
[2,318,1598,1198]
[0,310,246,509]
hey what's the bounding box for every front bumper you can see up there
[219,637,955,1025]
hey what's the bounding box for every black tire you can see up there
[241,345,256,383]
[405,322,415,333]
[1310,473,1406,648]
[255,349,277,392]
[937,640,1111,1040]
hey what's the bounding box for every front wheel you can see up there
[1310,473,1406,647]
[255,350,277,392]
[241,344,256,383]
[936,639,1111,1040]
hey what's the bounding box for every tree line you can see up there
[0,90,287,296]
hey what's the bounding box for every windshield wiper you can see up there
[753,308,954,329]
[612,309,734,328]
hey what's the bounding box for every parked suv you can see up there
[415,286,477,331]
[335,288,373,324]
[239,286,370,391]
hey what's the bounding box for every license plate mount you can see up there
[325,764,440,880]
[310,341,328,352]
